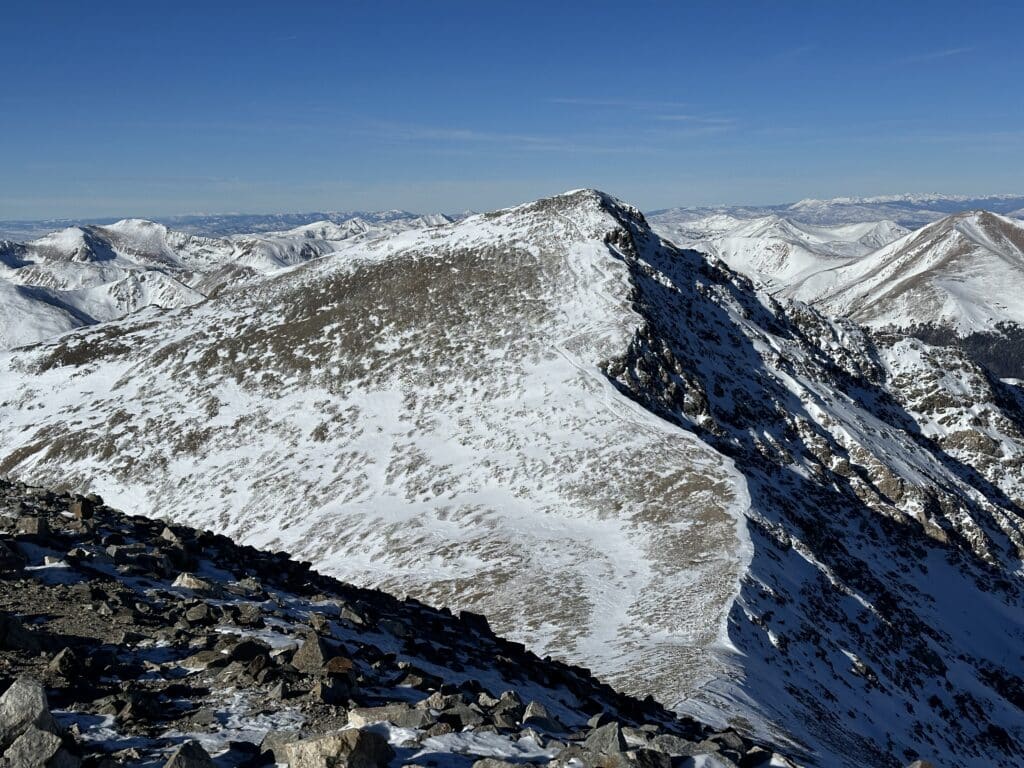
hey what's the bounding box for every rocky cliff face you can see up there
[0,191,1021,767]
[0,477,788,768]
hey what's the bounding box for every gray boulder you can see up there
[490,693,524,729]
[0,678,58,752]
[439,702,485,728]
[292,632,332,674]
[282,728,394,768]
[4,727,78,768]
[347,703,435,729]
[259,730,301,763]
[625,749,672,768]
[648,733,701,757]
[521,700,563,732]
[163,740,215,768]
[172,573,213,592]
[4,724,77,765]
[45,648,80,680]
[583,722,627,754]
[472,760,520,768]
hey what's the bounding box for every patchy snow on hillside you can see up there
[1,190,1023,767]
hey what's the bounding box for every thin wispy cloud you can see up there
[358,122,658,155]
[899,46,974,64]
[550,98,736,130]
[655,115,736,127]
[547,97,690,110]
[644,125,738,140]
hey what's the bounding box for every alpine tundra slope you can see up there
[0,191,1022,767]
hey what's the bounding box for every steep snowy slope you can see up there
[0,281,89,349]
[0,191,1022,767]
[789,211,1024,335]
[0,193,751,718]
[650,213,908,288]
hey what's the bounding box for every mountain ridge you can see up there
[790,210,1024,335]
[0,190,1022,766]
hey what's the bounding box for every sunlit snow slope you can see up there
[790,211,1024,334]
[649,213,908,289]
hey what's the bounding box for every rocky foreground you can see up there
[0,477,795,768]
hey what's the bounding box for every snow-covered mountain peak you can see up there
[28,226,114,263]
[789,210,1024,335]
[499,187,630,220]
[105,216,169,234]
[923,208,1024,250]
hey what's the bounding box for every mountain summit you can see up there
[1,190,1022,766]
[790,210,1024,334]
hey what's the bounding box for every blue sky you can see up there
[2,0,1022,218]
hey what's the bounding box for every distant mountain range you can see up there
[0,214,452,349]
[650,202,1024,378]
[5,192,1020,242]
[651,192,1024,229]
[0,210,460,241]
